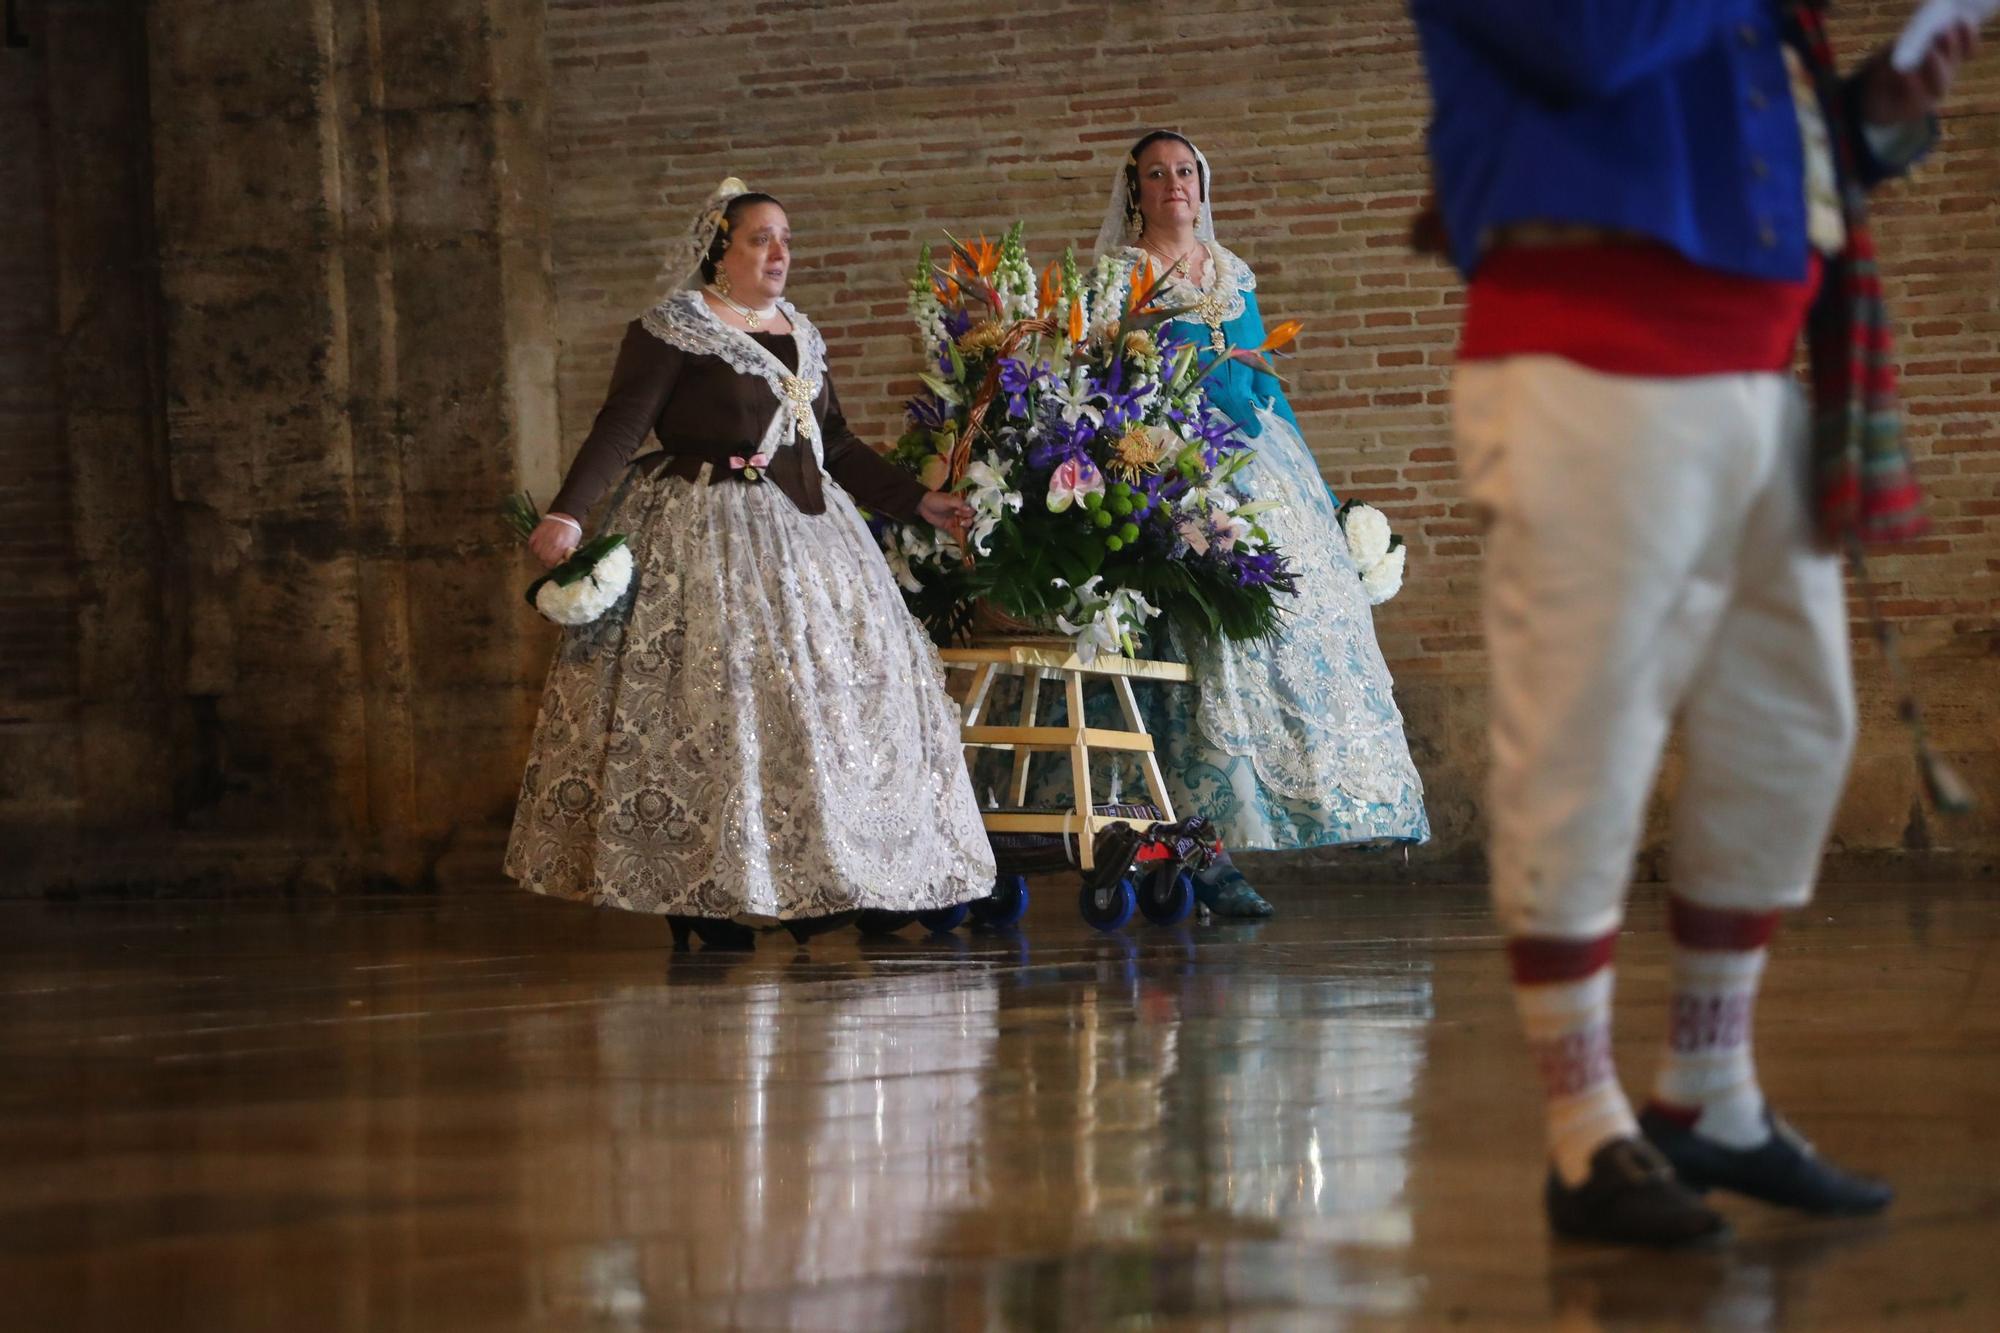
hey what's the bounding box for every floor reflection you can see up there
[0,880,1994,1331]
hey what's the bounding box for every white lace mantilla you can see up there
[638,290,828,467]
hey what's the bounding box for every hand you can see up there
[1864,19,1979,125]
[917,489,974,540]
[529,514,582,569]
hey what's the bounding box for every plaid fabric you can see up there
[1786,1,1930,546]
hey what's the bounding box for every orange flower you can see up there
[965,234,1001,280]
[1257,319,1304,353]
[1038,261,1062,318]
[1067,296,1085,344]
[1126,256,1158,316]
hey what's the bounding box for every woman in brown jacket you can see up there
[506,181,995,948]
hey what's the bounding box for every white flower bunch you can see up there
[1337,501,1406,606]
[533,540,634,626]
[959,452,1023,557]
[995,223,1037,323]
[1051,575,1160,665]
[1360,544,1405,604]
[882,524,941,594]
[908,243,950,357]
[504,491,635,627]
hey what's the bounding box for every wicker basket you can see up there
[968,598,1064,644]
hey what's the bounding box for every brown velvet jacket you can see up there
[550,320,929,523]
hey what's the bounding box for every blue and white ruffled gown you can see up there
[1095,243,1430,850]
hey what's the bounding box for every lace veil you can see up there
[1091,132,1217,262]
[658,176,751,292]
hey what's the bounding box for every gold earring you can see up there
[713,270,732,295]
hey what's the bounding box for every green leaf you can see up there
[500,491,541,541]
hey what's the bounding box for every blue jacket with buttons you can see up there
[1409,1,1929,282]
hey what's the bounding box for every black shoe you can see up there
[1545,1137,1732,1248]
[1639,1105,1894,1216]
[667,915,756,951]
[782,910,859,944]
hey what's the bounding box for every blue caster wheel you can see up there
[970,874,1030,928]
[1079,877,1138,932]
[1138,865,1196,926]
[855,910,916,937]
[916,903,970,934]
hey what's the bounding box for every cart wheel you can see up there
[1138,865,1196,926]
[1079,877,1138,932]
[970,874,1030,928]
[916,903,970,934]
[855,910,916,937]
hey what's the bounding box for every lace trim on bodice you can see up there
[637,290,829,466]
[1099,243,1256,335]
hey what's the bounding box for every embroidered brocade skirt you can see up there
[505,467,995,919]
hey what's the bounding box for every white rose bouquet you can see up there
[1337,499,1407,607]
[502,492,634,626]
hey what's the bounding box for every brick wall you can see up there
[544,0,2000,872]
[5,1,1991,892]
[548,2,1995,871]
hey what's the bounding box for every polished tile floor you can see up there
[0,878,1994,1331]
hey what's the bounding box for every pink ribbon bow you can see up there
[730,452,771,479]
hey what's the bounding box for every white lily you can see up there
[1177,484,1237,516]
[1054,607,1124,665]
[1049,577,1159,664]
[959,453,1022,557]
[1050,366,1104,428]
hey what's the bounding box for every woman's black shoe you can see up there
[1546,1138,1732,1248]
[667,915,756,952]
[782,910,859,944]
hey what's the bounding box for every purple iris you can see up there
[1027,428,1090,472]
[1186,407,1243,467]
[1099,381,1151,435]
[997,356,1037,419]
[1231,549,1297,590]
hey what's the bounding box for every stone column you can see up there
[123,0,559,887]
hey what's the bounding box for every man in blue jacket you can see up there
[1410,2,1979,1246]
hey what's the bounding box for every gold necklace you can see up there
[706,285,779,330]
[1140,241,1200,281]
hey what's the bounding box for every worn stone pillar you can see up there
[120,0,559,888]
[1,1,182,894]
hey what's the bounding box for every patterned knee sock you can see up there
[1509,933,1636,1187]
[1647,896,1780,1149]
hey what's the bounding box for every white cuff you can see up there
[546,513,583,536]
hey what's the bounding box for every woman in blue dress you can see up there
[1088,130,1430,915]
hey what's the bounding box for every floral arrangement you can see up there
[878,223,1300,659]
[1336,499,1407,606]
[502,492,634,626]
